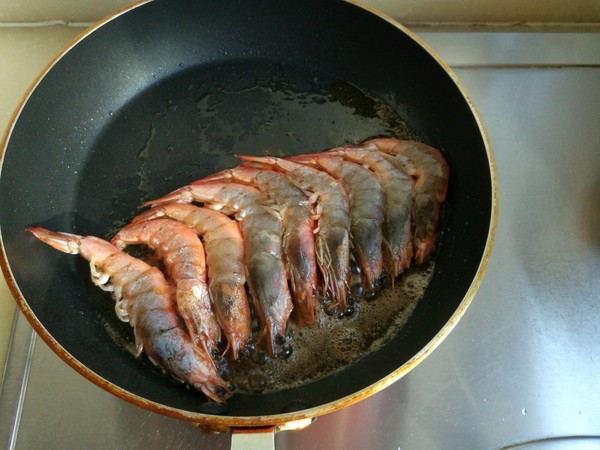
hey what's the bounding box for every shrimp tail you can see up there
[27,227,81,254]
[145,186,194,207]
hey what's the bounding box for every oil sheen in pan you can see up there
[229,262,435,394]
[75,60,415,238]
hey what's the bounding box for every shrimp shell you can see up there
[288,153,385,293]
[111,218,221,356]
[238,154,352,309]
[133,203,251,359]
[148,182,293,355]
[362,138,449,264]
[27,227,231,402]
[326,145,414,278]
[202,164,319,325]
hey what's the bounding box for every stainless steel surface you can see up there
[2,31,600,449]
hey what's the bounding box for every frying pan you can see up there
[0,0,496,437]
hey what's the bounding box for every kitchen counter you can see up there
[1,22,600,449]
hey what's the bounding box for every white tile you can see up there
[360,0,600,23]
[0,0,135,23]
[0,0,599,24]
[0,25,83,138]
[416,31,600,66]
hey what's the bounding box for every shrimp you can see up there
[111,218,221,357]
[362,138,449,264]
[133,204,251,359]
[202,164,319,325]
[287,153,385,294]
[326,145,414,278]
[148,182,293,355]
[27,227,231,402]
[239,155,351,308]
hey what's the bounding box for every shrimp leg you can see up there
[27,227,231,402]
[287,153,385,294]
[111,218,221,357]
[133,204,251,359]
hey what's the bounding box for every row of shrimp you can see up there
[28,137,449,403]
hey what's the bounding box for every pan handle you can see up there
[231,426,275,450]
[230,418,314,449]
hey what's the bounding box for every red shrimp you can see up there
[239,155,351,308]
[326,145,414,278]
[111,218,221,356]
[362,138,449,264]
[287,153,385,294]
[147,182,293,355]
[27,227,231,402]
[202,164,319,325]
[133,204,251,359]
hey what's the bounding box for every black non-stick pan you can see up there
[0,0,496,434]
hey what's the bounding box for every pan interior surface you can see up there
[0,0,493,421]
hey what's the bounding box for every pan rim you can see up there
[0,0,498,428]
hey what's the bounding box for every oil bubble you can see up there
[364,289,379,301]
[251,347,268,366]
[350,282,363,298]
[325,303,340,316]
[274,334,286,346]
[248,368,267,393]
[279,343,293,359]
